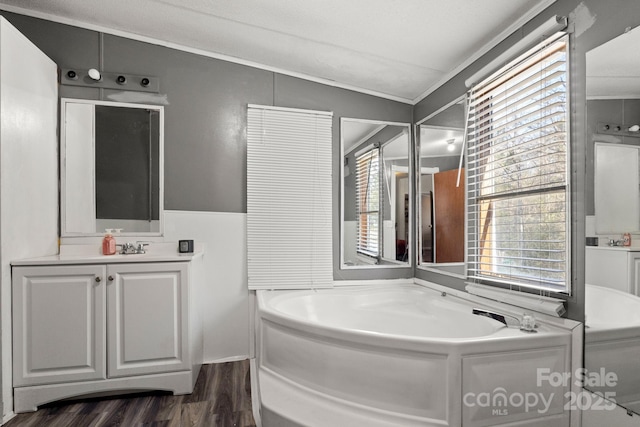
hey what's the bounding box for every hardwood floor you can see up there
[5,360,256,427]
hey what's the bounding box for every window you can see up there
[246,105,333,290]
[466,33,570,294]
[356,147,380,258]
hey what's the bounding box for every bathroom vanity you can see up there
[585,246,640,295]
[10,246,204,412]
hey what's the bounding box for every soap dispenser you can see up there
[102,229,116,255]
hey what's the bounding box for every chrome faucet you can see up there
[117,242,150,255]
[608,239,624,246]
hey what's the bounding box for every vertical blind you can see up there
[247,105,333,290]
[466,33,570,294]
[355,147,380,258]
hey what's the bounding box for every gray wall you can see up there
[419,101,465,128]
[586,99,640,215]
[413,0,640,321]
[420,156,459,173]
[1,11,413,281]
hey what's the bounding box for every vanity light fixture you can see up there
[598,122,640,138]
[447,138,456,152]
[60,68,159,93]
[88,68,102,81]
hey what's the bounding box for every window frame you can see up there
[465,32,571,296]
[355,146,381,259]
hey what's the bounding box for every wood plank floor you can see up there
[5,360,256,427]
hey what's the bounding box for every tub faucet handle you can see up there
[520,314,537,333]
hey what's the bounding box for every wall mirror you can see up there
[416,97,466,277]
[61,98,164,237]
[584,24,640,415]
[340,118,412,268]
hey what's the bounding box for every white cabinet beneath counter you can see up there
[585,246,640,295]
[11,259,203,413]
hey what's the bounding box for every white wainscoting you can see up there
[343,220,357,265]
[164,210,249,362]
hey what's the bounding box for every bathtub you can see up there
[585,284,640,412]
[254,284,572,427]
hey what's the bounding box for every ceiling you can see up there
[587,24,640,98]
[419,97,465,157]
[342,120,408,155]
[342,121,386,154]
[420,127,463,157]
[0,0,552,104]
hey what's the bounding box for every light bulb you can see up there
[88,68,101,81]
[446,138,455,152]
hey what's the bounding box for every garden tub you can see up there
[254,284,572,427]
[585,284,640,412]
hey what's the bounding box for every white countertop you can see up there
[12,243,204,266]
[586,245,640,252]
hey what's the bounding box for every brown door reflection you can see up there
[434,168,465,263]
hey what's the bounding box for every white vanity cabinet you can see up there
[585,246,640,295]
[11,255,203,413]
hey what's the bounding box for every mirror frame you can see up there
[415,95,467,279]
[60,98,165,238]
[339,117,413,269]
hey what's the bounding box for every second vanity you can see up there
[11,244,204,412]
[585,245,640,295]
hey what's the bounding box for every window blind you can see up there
[355,148,380,258]
[247,105,333,290]
[466,33,570,294]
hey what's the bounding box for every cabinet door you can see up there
[585,248,629,293]
[107,262,189,378]
[12,265,106,386]
[629,252,640,296]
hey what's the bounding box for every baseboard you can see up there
[2,411,15,425]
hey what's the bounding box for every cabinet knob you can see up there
[95,276,102,283]
[108,275,114,282]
